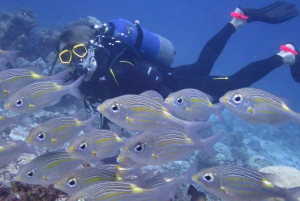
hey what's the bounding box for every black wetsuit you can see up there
[80,23,299,106]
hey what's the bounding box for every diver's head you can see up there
[56,26,97,81]
[56,26,95,52]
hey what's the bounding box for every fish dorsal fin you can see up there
[140,90,164,103]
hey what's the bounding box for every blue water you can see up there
[1,1,300,200]
[1,0,300,110]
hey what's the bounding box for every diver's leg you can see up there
[289,46,300,83]
[290,59,300,83]
[189,55,282,101]
[174,23,236,81]
[194,44,298,101]
[228,55,284,88]
[227,43,297,88]
[174,7,246,79]
[175,1,298,80]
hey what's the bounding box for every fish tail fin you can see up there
[15,114,31,128]
[212,103,225,123]
[184,158,199,183]
[184,121,212,141]
[197,133,225,157]
[125,166,143,178]
[15,140,37,155]
[50,69,70,80]
[293,113,300,125]
[286,186,300,201]
[6,50,20,67]
[69,75,84,99]
[84,113,98,132]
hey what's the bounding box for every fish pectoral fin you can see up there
[3,89,9,95]
[247,107,254,115]
[220,186,228,194]
[125,116,131,124]
[151,153,158,160]
[92,151,97,157]
[29,104,34,109]
[220,186,237,196]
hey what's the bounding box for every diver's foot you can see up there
[238,2,299,24]
[230,8,247,30]
[277,43,298,65]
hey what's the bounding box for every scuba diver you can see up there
[53,1,299,121]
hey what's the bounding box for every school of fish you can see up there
[1,50,300,201]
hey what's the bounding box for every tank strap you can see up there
[119,60,134,66]
[48,54,59,76]
[106,48,128,87]
[109,68,119,86]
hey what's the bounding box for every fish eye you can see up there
[232,94,243,104]
[133,142,145,153]
[203,173,214,182]
[37,131,46,140]
[79,142,88,151]
[176,97,184,105]
[27,170,35,177]
[67,178,78,188]
[15,98,24,107]
[110,103,120,113]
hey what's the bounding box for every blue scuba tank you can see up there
[107,19,175,66]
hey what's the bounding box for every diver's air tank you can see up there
[107,19,175,66]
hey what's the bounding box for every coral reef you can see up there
[0,8,36,48]
[9,182,67,201]
[65,16,101,29]
[0,8,59,62]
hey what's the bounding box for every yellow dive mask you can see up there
[59,44,88,65]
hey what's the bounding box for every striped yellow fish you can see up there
[165,88,224,122]
[97,94,212,136]
[117,130,224,166]
[220,87,300,125]
[67,129,124,163]
[26,115,96,149]
[15,151,84,185]
[54,164,142,196]
[4,75,83,114]
[0,68,69,101]
[68,159,198,201]
[192,165,300,201]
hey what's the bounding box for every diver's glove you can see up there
[238,1,299,24]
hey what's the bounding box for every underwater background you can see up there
[0,0,300,201]
[1,0,300,109]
